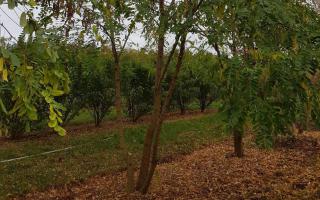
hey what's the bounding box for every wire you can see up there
[0,7,22,29]
[13,9,20,18]
[16,6,24,13]
[0,23,18,42]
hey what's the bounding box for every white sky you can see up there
[0,4,209,53]
[0,4,149,48]
[0,5,24,40]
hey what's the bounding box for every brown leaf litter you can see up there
[18,132,320,200]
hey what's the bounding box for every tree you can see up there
[171,58,197,115]
[122,52,154,122]
[0,0,70,137]
[84,47,115,126]
[201,0,320,157]
[185,51,220,112]
[134,0,205,193]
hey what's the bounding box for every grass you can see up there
[68,107,118,125]
[69,109,94,125]
[0,113,225,199]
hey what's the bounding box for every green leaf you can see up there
[10,53,20,67]
[2,69,8,81]
[0,58,3,72]
[20,12,28,27]
[0,99,7,114]
[27,110,38,120]
[24,23,34,34]
[0,0,3,5]
[1,48,10,59]
[48,120,57,128]
[28,0,36,7]
[92,25,98,34]
[54,126,66,136]
[49,112,57,120]
[52,89,64,96]
[8,101,22,115]
[8,0,15,9]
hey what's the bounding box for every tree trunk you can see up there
[135,9,165,191]
[199,85,207,113]
[111,40,135,193]
[135,0,201,194]
[233,129,244,157]
[200,98,206,113]
[136,34,187,194]
[178,93,186,115]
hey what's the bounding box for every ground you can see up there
[0,111,223,199]
[19,132,320,200]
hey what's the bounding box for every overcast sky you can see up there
[0,4,208,52]
[0,4,150,48]
[0,5,24,40]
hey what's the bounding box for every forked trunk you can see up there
[135,13,165,192]
[135,0,201,194]
[136,35,187,194]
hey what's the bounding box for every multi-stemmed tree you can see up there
[133,0,205,193]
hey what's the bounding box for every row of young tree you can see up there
[1,0,320,194]
[0,39,219,137]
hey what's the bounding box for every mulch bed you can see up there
[19,132,320,200]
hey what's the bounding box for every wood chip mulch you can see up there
[20,132,320,200]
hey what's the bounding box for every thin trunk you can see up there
[137,34,187,194]
[135,11,165,191]
[199,86,207,112]
[233,129,244,157]
[136,0,202,194]
[111,39,134,193]
[200,98,206,113]
[178,93,186,115]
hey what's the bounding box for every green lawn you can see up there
[0,114,225,199]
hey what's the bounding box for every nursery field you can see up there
[1,0,320,199]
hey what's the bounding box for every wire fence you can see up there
[0,136,113,164]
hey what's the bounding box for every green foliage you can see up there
[171,66,197,114]
[122,51,154,121]
[60,45,115,127]
[202,0,320,147]
[0,36,69,138]
[85,61,114,127]
[184,51,221,112]
[0,1,69,137]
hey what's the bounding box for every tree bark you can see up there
[178,93,186,115]
[233,129,244,157]
[111,37,135,193]
[200,98,206,113]
[136,33,187,194]
[135,1,165,189]
[135,0,203,194]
